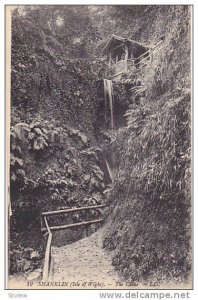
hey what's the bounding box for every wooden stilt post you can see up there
[41,216,43,233]
[86,210,89,236]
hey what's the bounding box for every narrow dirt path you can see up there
[51,230,121,289]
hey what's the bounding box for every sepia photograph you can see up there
[5,4,192,290]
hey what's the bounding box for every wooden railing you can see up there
[133,40,164,71]
[41,204,105,280]
[127,40,164,96]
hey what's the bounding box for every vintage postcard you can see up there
[5,5,192,290]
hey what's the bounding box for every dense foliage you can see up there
[103,6,191,286]
[10,5,191,286]
[10,5,106,275]
[10,116,107,274]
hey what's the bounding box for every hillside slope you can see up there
[102,6,191,286]
[9,6,106,275]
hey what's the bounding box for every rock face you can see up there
[27,268,42,282]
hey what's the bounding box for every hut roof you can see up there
[102,34,148,54]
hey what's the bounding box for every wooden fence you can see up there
[41,204,105,281]
[127,40,164,96]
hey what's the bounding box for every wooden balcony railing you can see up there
[106,40,164,78]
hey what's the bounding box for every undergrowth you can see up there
[103,5,191,286]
